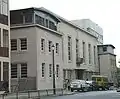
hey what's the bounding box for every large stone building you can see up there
[0,0,11,91]
[10,8,63,91]
[10,7,99,91]
[98,44,117,84]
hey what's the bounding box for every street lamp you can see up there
[52,44,56,94]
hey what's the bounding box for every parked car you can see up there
[117,87,120,92]
[70,80,90,92]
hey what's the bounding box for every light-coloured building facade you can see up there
[98,45,117,84]
[71,19,103,44]
[0,0,11,91]
[10,8,63,91]
[41,8,99,81]
[10,7,99,91]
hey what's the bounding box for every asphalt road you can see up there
[42,90,120,99]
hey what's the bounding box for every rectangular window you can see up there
[68,36,72,61]
[76,39,79,58]
[49,64,52,77]
[49,21,57,31]
[11,64,17,78]
[35,15,44,26]
[3,29,9,47]
[11,39,17,51]
[3,62,9,81]
[42,63,45,77]
[56,65,59,78]
[103,46,107,52]
[20,38,27,50]
[94,46,96,65]
[56,43,59,54]
[45,19,49,28]
[2,0,8,15]
[88,44,91,64]
[41,38,45,51]
[48,41,52,52]
[21,63,27,78]
[82,42,85,63]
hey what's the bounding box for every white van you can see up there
[70,80,90,92]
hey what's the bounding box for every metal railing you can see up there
[0,88,64,99]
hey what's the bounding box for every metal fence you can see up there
[0,88,64,99]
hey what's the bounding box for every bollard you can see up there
[16,92,19,99]
[28,91,30,98]
[38,90,40,98]
[61,89,63,95]
[46,90,48,96]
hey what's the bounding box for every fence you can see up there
[0,88,64,99]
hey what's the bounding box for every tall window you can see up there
[45,19,49,28]
[49,21,57,31]
[48,41,52,52]
[76,39,79,58]
[56,65,59,77]
[21,63,27,78]
[11,39,17,51]
[1,0,8,15]
[56,43,59,54]
[103,46,107,52]
[88,44,91,64]
[42,63,45,77]
[68,36,72,61]
[94,46,96,65]
[49,64,52,77]
[82,42,85,63]
[41,38,45,51]
[3,29,9,47]
[11,64,17,78]
[20,38,27,50]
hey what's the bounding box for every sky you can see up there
[10,0,120,66]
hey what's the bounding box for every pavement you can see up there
[41,90,120,99]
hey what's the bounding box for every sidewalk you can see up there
[0,90,78,99]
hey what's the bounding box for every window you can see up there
[20,38,27,50]
[68,36,72,61]
[35,15,44,26]
[56,43,59,54]
[42,63,45,77]
[82,42,85,63]
[25,13,32,23]
[48,41,52,52]
[49,64,52,77]
[21,63,27,78]
[45,19,49,28]
[11,39,17,51]
[3,29,9,47]
[88,44,91,64]
[76,39,79,58]
[11,64,17,78]
[2,0,8,15]
[3,62,9,81]
[49,21,57,31]
[103,46,107,52]
[94,46,96,65]
[41,38,45,51]
[56,65,59,77]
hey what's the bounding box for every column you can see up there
[1,29,3,47]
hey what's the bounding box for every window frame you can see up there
[20,38,27,51]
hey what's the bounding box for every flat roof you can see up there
[97,44,115,49]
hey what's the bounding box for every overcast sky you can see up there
[10,0,120,66]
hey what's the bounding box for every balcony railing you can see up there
[0,47,9,57]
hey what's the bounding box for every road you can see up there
[42,90,120,99]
